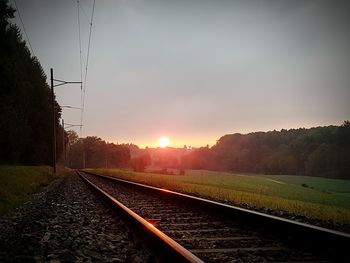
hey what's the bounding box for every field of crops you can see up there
[86,168,350,224]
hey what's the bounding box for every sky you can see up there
[11,0,350,148]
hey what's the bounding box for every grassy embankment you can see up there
[0,165,69,215]
[85,168,350,224]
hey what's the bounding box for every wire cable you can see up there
[77,0,83,90]
[77,0,83,136]
[80,0,96,137]
[79,3,91,25]
[13,0,35,56]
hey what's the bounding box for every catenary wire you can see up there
[80,0,96,137]
[77,0,83,136]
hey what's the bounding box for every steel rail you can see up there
[81,170,350,259]
[77,171,204,263]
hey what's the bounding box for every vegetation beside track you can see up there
[0,165,70,215]
[85,168,350,224]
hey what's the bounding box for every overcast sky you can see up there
[11,0,350,147]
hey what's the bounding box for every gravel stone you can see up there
[0,173,153,262]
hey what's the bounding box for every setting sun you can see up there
[158,136,170,148]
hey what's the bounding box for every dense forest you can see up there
[181,122,350,179]
[0,0,63,165]
[66,131,130,169]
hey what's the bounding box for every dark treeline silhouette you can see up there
[0,0,64,165]
[66,131,130,169]
[182,122,350,179]
[65,123,350,179]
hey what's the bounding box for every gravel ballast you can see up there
[83,172,330,263]
[0,173,153,263]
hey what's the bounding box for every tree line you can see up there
[0,0,64,165]
[181,122,350,179]
[66,131,130,169]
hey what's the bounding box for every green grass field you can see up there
[86,168,350,225]
[0,165,68,215]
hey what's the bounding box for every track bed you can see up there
[80,171,349,262]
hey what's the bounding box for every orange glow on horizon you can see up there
[106,136,218,149]
[158,136,170,148]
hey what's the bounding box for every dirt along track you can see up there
[0,173,153,263]
[80,171,350,262]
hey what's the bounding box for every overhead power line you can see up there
[79,0,96,137]
[79,2,91,25]
[77,0,83,136]
[13,0,35,56]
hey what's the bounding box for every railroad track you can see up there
[77,170,350,262]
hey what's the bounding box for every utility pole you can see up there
[83,151,86,169]
[105,149,108,169]
[62,119,65,165]
[51,68,56,176]
[50,68,82,176]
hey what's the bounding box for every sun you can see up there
[158,136,170,148]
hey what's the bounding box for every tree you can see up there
[67,136,131,169]
[66,130,79,145]
[181,122,350,179]
[0,0,63,165]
